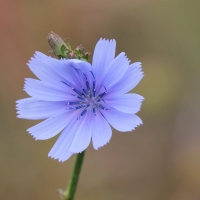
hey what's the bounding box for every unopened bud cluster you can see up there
[47,32,90,61]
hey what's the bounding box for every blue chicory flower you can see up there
[16,38,144,162]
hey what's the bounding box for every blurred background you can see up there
[1,0,200,199]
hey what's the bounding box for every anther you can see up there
[82,88,88,95]
[80,108,87,116]
[83,73,91,92]
[67,101,82,105]
[73,88,84,97]
[61,81,70,87]
[99,92,106,98]
[98,104,107,110]
[91,72,96,96]
[77,96,85,101]
[75,105,85,110]
[93,108,96,115]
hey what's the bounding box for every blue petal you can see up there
[98,52,129,90]
[101,109,143,132]
[69,110,93,153]
[29,53,90,90]
[92,38,116,86]
[16,98,67,120]
[69,59,92,72]
[108,62,144,96]
[104,93,144,114]
[27,110,78,140]
[48,59,83,88]
[24,78,76,101]
[48,118,82,162]
[91,110,112,150]
[28,52,67,86]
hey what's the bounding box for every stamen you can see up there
[93,107,96,115]
[92,81,96,96]
[77,96,85,101]
[91,71,95,80]
[66,107,73,110]
[91,72,96,96]
[73,88,84,97]
[98,86,107,98]
[86,81,90,92]
[75,105,85,110]
[83,73,90,92]
[61,81,70,87]
[82,88,88,95]
[99,92,106,98]
[67,101,82,105]
[61,81,85,98]
[98,104,107,110]
[80,108,87,116]
[101,99,108,105]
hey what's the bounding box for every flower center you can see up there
[61,72,108,119]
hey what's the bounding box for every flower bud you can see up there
[47,31,68,58]
[47,31,90,61]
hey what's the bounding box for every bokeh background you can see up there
[1,0,200,199]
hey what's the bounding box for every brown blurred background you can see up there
[1,0,200,199]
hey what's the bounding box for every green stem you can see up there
[64,151,85,200]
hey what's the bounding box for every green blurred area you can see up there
[1,0,200,199]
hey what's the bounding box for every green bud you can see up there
[47,31,68,59]
[47,31,90,61]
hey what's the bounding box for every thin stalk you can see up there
[64,151,85,200]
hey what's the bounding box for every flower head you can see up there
[16,38,144,162]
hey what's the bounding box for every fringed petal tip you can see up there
[133,117,143,129]
[48,151,73,162]
[131,62,143,69]
[93,139,111,150]
[48,155,64,162]
[99,38,116,43]
[16,114,25,119]
[26,130,38,140]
